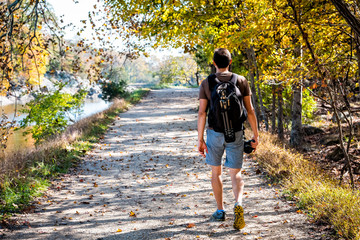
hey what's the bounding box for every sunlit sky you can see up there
[47,0,98,40]
[46,0,184,58]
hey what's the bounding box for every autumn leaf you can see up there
[129,211,136,217]
[186,223,195,228]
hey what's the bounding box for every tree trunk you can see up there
[252,46,269,131]
[211,64,216,74]
[290,44,303,148]
[326,84,354,188]
[245,47,260,125]
[272,84,277,133]
[355,45,360,102]
[195,68,199,86]
[290,82,303,147]
[355,43,360,77]
[257,83,269,131]
[291,0,355,187]
[330,0,360,38]
[277,85,284,141]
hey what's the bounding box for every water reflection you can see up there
[2,97,111,153]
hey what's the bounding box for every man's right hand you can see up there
[198,139,208,157]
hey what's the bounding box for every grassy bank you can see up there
[251,131,360,239]
[0,89,149,220]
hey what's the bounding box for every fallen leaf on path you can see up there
[218,223,229,228]
[186,223,195,228]
[129,211,136,217]
[116,229,122,232]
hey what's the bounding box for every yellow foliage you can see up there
[15,30,49,86]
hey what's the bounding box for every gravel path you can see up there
[1,88,331,240]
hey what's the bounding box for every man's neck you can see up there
[216,67,230,73]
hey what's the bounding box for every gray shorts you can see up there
[205,129,244,169]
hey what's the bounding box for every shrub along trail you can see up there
[1,88,331,240]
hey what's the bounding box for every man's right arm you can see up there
[198,99,208,157]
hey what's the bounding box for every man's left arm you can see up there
[243,96,259,151]
[198,99,208,157]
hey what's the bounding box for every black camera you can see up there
[244,139,255,154]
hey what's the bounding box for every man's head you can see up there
[213,48,232,69]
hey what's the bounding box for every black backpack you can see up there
[208,73,247,142]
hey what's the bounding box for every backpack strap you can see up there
[229,73,242,97]
[229,73,238,86]
[208,74,220,92]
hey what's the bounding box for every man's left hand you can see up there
[251,136,259,152]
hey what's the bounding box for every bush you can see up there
[19,82,87,144]
[101,80,128,100]
[100,67,129,101]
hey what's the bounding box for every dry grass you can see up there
[252,131,360,239]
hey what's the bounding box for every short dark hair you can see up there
[213,48,231,68]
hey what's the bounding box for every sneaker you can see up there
[211,209,226,221]
[233,204,245,230]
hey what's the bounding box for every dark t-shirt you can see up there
[199,72,251,100]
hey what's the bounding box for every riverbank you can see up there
[0,89,149,221]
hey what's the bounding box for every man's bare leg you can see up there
[229,168,244,205]
[229,168,246,229]
[211,165,224,210]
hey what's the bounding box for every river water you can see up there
[3,96,112,153]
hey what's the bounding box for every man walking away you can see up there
[197,48,259,230]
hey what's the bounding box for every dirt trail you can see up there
[1,88,331,240]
